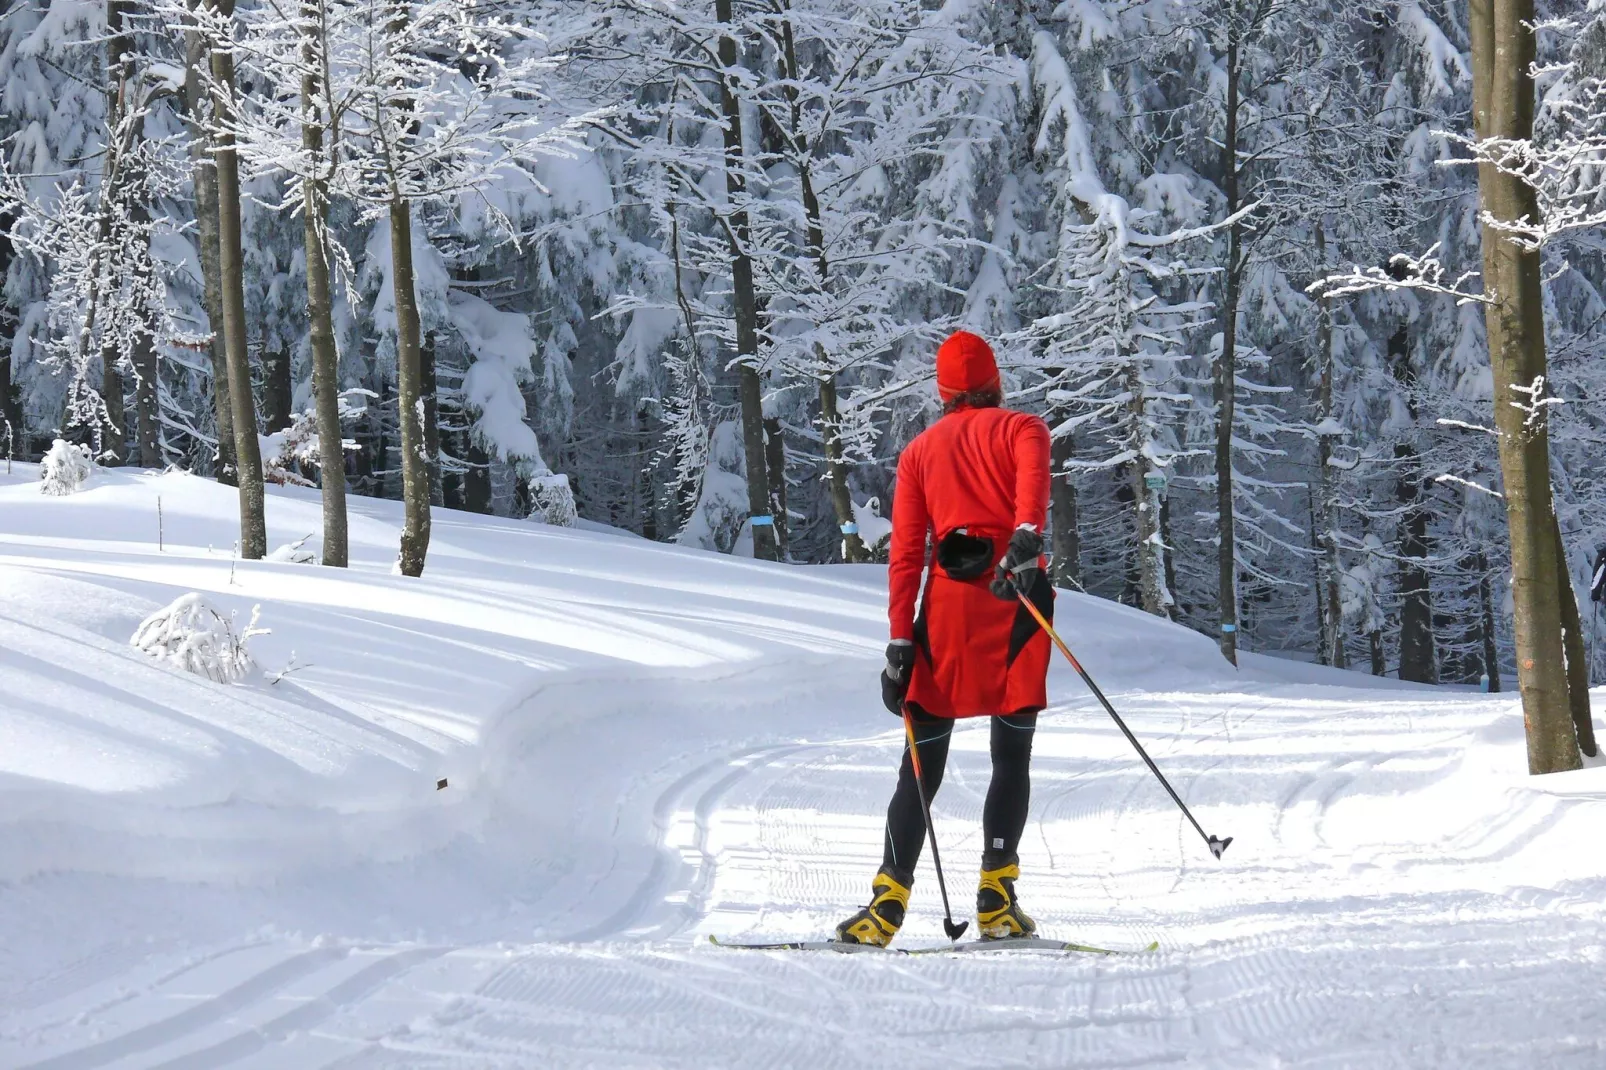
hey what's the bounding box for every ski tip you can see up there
[1143,940,1160,952]
[1208,834,1233,860]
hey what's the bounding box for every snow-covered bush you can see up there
[39,439,93,496]
[852,497,893,562]
[527,471,577,527]
[131,594,268,684]
[267,534,320,564]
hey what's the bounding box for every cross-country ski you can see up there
[710,934,1154,956]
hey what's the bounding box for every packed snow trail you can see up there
[0,468,1603,1068]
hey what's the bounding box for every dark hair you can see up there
[943,384,1003,414]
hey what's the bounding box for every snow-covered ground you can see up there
[1,465,1603,1069]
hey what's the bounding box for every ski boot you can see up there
[834,864,913,947]
[977,851,1036,940]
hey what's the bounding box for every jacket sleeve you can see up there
[888,444,930,641]
[1013,414,1052,532]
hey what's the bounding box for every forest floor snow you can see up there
[0,464,1602,1068]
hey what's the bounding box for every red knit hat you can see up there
[936,330,1000,403]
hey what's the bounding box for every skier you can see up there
[836,329,1054,947]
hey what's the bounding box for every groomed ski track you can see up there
[2,468,1604,1068]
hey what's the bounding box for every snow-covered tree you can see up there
[1016,188,1217,617]
[0,0,187,468]
[213,0,599,576]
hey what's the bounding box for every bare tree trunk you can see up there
[1386,320,1436,683]
[465,438,492,514]
[442,424,464,509]
[0,210,20,453]
[1314,223,1346,668]
[797,172,866,562]
[1395,441,1437,682]
[763,416,788,557]
[262,348,292,432]
[97,0,135,468]
[714,0,777,562]
[132,326,160,467]
[208,2,266,559]
[819,371,869,562]
[1127,365,1170,617]
[299,11,348,567]
[1370,630,1385,677]
[1553,522,1598,756]
[0,323,19,460]
[1477,551,1501,692]
[1050,429,1079,587]
[422,333,442,507]
[775,12,865,564]
[184,6,235,484]
[389,199,431,576]
[1161,492,1179,609]
[1214,34,1243,666]
[128,176,160,469]
[1469,0,1580,773]
[638,407,660,540]
[100,355,128,465]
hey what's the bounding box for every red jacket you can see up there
[888,406,1053,717]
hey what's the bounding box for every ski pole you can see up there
[1015,591,1233,860]
[902,707,969,941]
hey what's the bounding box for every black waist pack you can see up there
[936,528,996,581]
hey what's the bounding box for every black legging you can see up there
[883,708,1037,874]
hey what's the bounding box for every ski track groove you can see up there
[680,745,812,929]
[15,947,348,1070]
[1,939,278,1041]
[145,947,449,1070]
[564,742,796,943]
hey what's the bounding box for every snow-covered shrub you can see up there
[527,471,577,527]
[131,594,268,683]
[267,534,319,564]
[852,497,893,562]
[39,439,93,496]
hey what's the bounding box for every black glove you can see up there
[990,526,1043,601]
[881,640,915,715]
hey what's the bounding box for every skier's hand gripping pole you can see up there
[903,707,969,940]
[1014,591,1233,861]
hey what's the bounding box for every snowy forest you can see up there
[2,0,1603,765]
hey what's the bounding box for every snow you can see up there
[1,467,1603,1067]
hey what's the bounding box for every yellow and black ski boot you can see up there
[977,851,1036,939]
[834,864,913,947]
